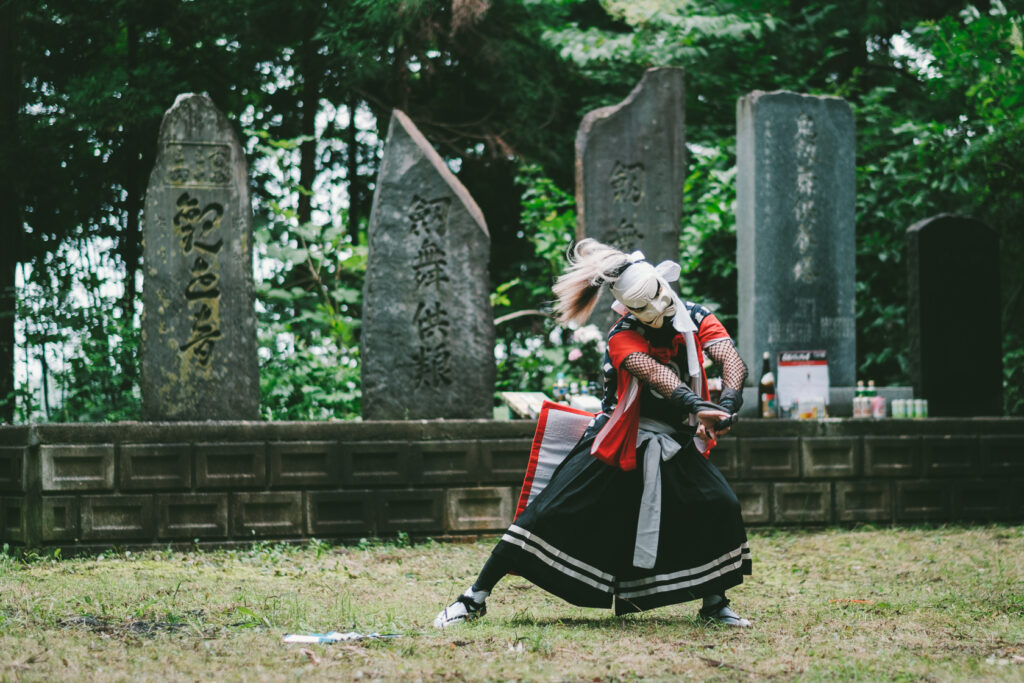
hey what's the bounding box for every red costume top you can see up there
[591,302,731,471]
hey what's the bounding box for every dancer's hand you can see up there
[696,409,731,440]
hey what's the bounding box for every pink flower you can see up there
[568,348,583,362]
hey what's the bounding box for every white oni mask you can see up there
[611,262,676,328]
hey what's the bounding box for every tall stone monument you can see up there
[141,93,259,420]
[737,91,856,387]
[576,67,686,332]
[907,214,1002,416]
[361,110,495,420]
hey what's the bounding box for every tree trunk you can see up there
[297,35,318,226]
[346,95,360,243]
[121,20,141,326]
[0,2,20,422]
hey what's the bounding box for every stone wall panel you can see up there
[81,495,155,540]
[378,489,445,533]
[895,481,952,521]
[3,497,24,542]
[740,438,800,479]
[341,441,415,487]
[921,436,979,477]
[41,497,80,542]
[306,491,378,537]
[980,436,1024,476]
[478,439,532,484]
[196,443,267,489]
[417,441,481,485]
[835,481,892,522]
[731,482,771,524]
[41,444,115,491]
[445,486,514,531]
[773,482,832,523]
[864,436,920,477]
[269,441,340,488]
[711,437,739,479]
[120,443,192,490]
[0,447,24,493]
[158,493,229,539]
[801,437,861,478]
[231,492,303,538]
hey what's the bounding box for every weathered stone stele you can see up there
[361,110,495,420]
[737,90,856,387]
[907,214,1002,416]
[140,93,259,420]
[576,67,686,332]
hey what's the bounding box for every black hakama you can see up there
[494,416,751,616]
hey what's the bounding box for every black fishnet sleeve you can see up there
[705,340,748,391]
[621,352,684,398]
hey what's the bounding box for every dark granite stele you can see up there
[0,418,1021,554]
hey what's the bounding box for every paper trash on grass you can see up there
[283,631,401,644]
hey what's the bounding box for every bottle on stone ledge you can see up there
[758,351,777,418]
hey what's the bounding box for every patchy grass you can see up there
[0,527,1021,681]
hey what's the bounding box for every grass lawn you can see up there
[0,526,1021,681]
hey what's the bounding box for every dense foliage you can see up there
[4,0,1022,421]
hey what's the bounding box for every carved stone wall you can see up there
[1,419,1021,552]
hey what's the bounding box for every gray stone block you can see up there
[478,439,532,484]
[731,482,771,524]
[773,482,832,523]
[3,497,25,542]
[196,442,266,489]
[157,493,228,539]
[362,110,494,420]
[1011,480,1024,519]
[230,492,303,538]
[269,441,340,488]
[41,444,115,491]
[921,436,979,477]
[953,480,1012,521]
[120,443,192,490]
[140,93,259,420]
[980,436,1024,476]
[378,489,445,533]
[835,481,892,523]
[575,67,686,332]
[445,486,514,532]
[739,437,800,479]
[801,437,861,478]
[864,436,921,477]
[341,441,415,487]
[737,90,856,386]
[306,491,378,537]
[895,481,952,521]
[0,447,24,493]
[710,437,739,479]
[81,495,155,541]
[41,497,80,542]
[417,440,481,485]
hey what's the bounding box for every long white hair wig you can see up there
[552,238,634,325]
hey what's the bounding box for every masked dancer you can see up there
[434,239,752,628]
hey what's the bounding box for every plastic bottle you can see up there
[553,373,568,404]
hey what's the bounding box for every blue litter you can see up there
[283,631,401,644]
